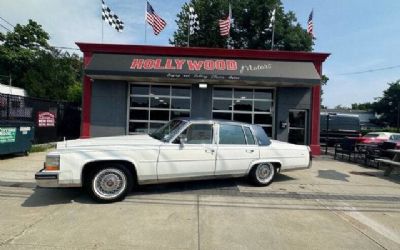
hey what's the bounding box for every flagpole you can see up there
[271,22,275,50]
[227,2,231,49]
[187,14,190,47]
[101,0,104,43]
[144,1,147,44]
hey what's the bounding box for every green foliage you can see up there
[351,102,374,110]
[373,80,400,126]
[334,104,350,110]
[0,20,82,103]
[170,0,313,51]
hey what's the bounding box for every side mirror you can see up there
[178,134,187,147]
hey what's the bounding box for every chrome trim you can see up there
[280,166,310,172]
[138,173,246,185]
[35,169,60,187]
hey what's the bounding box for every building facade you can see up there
[77,43,329,155]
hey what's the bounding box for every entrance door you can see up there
[288,110,307,145]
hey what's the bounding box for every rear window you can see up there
[251,125,271,146]
[390,134,400,141]
[243,126,256,145]
[219,124,246,145]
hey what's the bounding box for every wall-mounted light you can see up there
[199,83,207,89]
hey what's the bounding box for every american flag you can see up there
[146,1,167,35]
[307,9,313,37]
[219,3,231,37]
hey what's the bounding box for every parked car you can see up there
[320,113,361,146]
[35,119,312,203]
[356,132,400,144]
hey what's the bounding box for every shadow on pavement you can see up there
[21,187,83,207]
[318,170,350,182]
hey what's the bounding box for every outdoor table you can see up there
[376,149,400,176]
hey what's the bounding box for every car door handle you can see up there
[205,149,215,153]
[246,149,255,153]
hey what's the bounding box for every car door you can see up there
[215,124,260,175]
[157,122,217,180]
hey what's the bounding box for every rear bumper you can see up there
[35,169,60,188]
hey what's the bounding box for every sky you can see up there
[0,0,399,108]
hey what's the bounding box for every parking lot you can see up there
[0,152,400,250]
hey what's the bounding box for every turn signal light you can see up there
[45,155,60,171]
[45,165,60,171]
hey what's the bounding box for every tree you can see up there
[170,0,313,51]
[0,19,50,87]
[334,104,350,110]
[373,80,400,126]
[321,74,329,105]
[22,49,83,102]
[351,102,374,110]
[0,20,82,102]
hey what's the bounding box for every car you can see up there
[35,119,312,203]
[356,132,400,144]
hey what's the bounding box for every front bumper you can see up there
[35,169,60,187]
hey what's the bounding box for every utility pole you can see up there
[397,102,400,132]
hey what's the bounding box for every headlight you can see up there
[45,155,60,171]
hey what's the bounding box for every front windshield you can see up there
[364,133,380,138]
[150,120,187,142]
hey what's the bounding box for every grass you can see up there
[29,143,55,153]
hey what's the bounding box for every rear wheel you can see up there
[86,164,133,203]
[249,163,275,186]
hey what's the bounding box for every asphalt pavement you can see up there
[0,152,400,249]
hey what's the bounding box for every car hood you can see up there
[56,134,163,150]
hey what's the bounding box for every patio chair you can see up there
[364,141,396,167]
[334,138,357,161]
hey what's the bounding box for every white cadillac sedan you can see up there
[35,119,312,202]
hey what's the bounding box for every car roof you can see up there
[175,118,254,126]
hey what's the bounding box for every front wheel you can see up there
[87,165,133,203]
[249,163,275,186]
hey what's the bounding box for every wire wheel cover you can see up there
[93,168,127,199]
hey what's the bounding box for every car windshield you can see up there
[150,119,187,142]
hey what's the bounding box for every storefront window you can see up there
[129,84,191,133]
[212,87,274,137]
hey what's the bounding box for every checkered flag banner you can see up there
[189,6,200,35]
[102,0,124,32]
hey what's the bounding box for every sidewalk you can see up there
[0,151,47,187]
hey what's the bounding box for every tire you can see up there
[249,163,275,186]
[86,164,133,203]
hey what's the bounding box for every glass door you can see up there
[288,110,307,145]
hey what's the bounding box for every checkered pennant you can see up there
[102,0,124,32]
[188,6,199,35]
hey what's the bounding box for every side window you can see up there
[219,124,246,145]
[243,126,256,145]
[178,124,213,144]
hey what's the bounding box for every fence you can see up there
[0,93,81,144]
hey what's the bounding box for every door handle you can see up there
[205,149,215,153]
[246,149,255,153]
